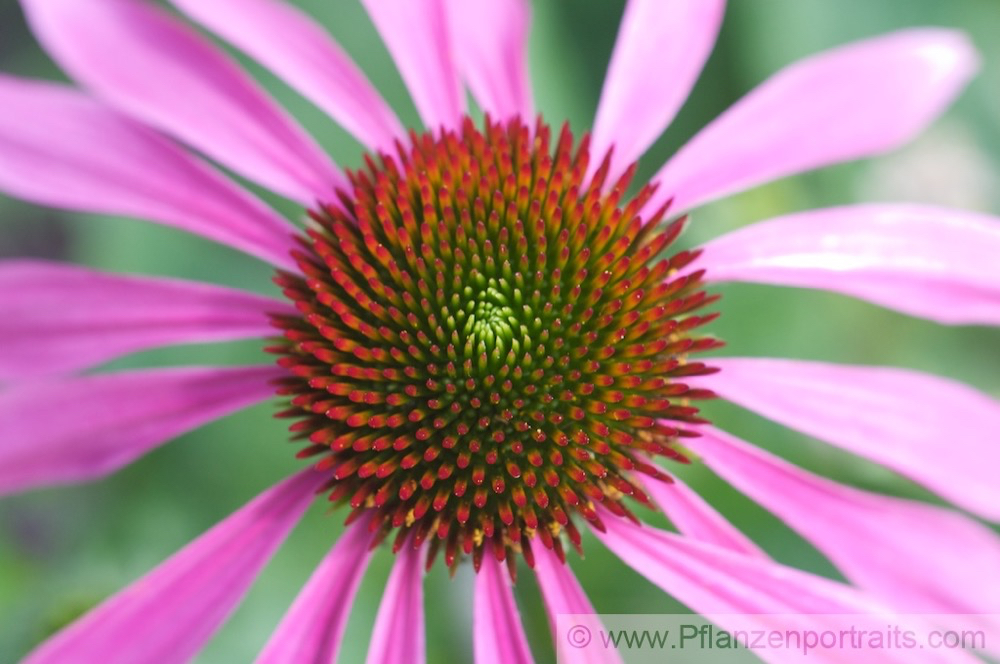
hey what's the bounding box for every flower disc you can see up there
[271,116,721,573]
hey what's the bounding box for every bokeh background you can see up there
[2,1,1000,661]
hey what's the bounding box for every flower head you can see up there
[273,115,720,570]
[2,0,999,662]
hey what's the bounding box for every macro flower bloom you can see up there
[2,0,1000,662]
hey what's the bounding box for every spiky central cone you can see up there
[271,116,720,574]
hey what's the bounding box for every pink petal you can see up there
[589,0,724,182]
[593,519,974,664]
[0,260,289,380]
[0,76,297,269]
[24,470,322,664]
[360,0,464,131]
[706,357,1000,522]
[474,555,534,664]
[647,29,979,214]
[637,473,764,557]
[533,545,623,664]
[0,365,281,495]
[167,0,403,152]
[595,518,872,613]
[21,0,344,204]
[444,0,534,121]
[691,426,1000,616]
[699,204,1000,325]
[365,544,426,664]
[256,516,376,664]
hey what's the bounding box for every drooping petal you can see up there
[691,426,1000,616]
[360,0,464,131]
[637,473,764,557]
[365,543,426,664]
[0,260,289,380]
[21,0,344,204]
[589,0,725,182]
[706,358,1000,522]
[256,515,376,664]
[647,29,979,214]
[593,519,974,664]
[24,470,321,664]
[533,545,623,664]
[0,365,281,495]
[444,0,533,121]
[474,554,534,664]
[596,518,860,612]
[699,204,1000,325]
[167,0,402,152]
[0,76,299,269]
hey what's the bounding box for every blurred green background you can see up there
[2,1,1000,662]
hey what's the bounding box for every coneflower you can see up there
[1,1,998,662]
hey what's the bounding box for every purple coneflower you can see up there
[2,0,999,662]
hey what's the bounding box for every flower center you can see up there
[271,116,720,574]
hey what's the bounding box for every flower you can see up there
[2,0,999,662]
